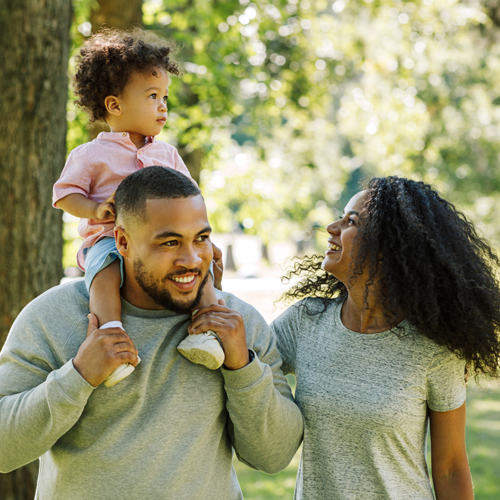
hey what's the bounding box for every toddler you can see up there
[53,29,224,386]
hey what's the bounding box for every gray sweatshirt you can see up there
[0,280,303,500]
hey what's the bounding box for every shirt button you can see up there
[122,132,127,136]
[138,151,141,155]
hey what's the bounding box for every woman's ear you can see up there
[104,95,122,116]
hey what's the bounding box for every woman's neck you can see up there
[341,285,404,334]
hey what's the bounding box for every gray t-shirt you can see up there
[0,280,303,500]
[271,297,466,500]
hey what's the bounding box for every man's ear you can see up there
[115,226,130,257]
[104,95,122,117]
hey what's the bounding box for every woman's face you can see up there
[322,190,368,282]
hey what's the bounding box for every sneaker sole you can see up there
[177,345,224,370]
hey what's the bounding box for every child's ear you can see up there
[105,95,122,116]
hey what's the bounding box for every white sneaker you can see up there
[104,356,141,388]
[177,332,225,370]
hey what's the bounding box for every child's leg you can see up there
[196,267,218,309]
[89,259,122,328]
[177,263,225,370]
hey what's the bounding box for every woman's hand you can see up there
[430,403,473,500]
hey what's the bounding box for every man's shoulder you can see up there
[216,290,260,315]
[215,290,274,346]
[5,280,89,351]
[16,280,89,327]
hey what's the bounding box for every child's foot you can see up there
[104,356,141,387]
[100,321,141,387]
[177,266,225,369]
[177,332,224,370]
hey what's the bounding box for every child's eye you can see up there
[163,96,168,103]
[149,93,157,99]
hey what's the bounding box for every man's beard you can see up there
[133,257,209,314]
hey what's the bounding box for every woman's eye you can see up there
[348,218,356,226]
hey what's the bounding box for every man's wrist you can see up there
[223,350,253,370]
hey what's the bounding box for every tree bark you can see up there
[90,0,143,32]
[0,0,72,496]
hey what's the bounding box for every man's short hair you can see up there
[115,166,201,225]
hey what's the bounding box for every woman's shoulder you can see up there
[296,295,341,313]
[274,296,342,328]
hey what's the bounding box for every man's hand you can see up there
[73,314,139,387]
[189,300,249,370]
[212,243,223,291]
[95,191,116,220]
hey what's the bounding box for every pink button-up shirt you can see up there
[53,132,195,271]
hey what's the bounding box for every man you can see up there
[0,167,303,500]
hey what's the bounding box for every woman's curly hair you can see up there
[282,176,500,377]
[72,28,180,123]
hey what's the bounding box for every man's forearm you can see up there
[222,354,303,474]
[0,361,93,473]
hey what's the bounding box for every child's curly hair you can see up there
[72,28,180,123]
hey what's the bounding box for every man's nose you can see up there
[175,246,203,269]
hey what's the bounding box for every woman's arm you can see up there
[429,402,473,499]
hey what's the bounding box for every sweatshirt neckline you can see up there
[332,297,409,340]
[121,297,190,320]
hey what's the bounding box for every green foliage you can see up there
[65,0,500,265]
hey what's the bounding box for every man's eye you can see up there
[162,240,177,246]
[196,235,209,242]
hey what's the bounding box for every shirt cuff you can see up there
[48,359,96,405]
[221,349,269,391]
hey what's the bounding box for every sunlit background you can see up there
[63,0,500,497]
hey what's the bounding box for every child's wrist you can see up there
[92,201,101,219]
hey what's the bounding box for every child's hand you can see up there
[95,192,116,220]
[212,243,224,291]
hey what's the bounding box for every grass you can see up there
[235,377,500,500]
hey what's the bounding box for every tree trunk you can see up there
[90,0,143,32]
[0,0,72,496]
[87,0,144,140]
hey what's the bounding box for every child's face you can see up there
[111,68,169,137]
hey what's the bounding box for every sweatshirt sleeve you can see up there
[0,307,95,473]
[220,299,303,474]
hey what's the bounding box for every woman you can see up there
[272,177,500,499]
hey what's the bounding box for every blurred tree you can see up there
[66,0,500,261]
[0,0,71,496]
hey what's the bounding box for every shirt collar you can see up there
[97,131,156,145]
